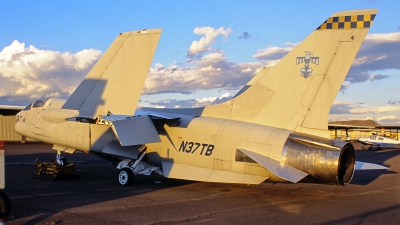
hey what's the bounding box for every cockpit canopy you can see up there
[23,99,49,111]
[370,135,384,141]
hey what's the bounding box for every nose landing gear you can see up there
[56,151,68,165]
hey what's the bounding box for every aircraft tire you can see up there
[0,191,11,218]
[118,168,133,186]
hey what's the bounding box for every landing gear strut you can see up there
[56,151,67,165]
[116,148,146,186]
[116,146,163,186]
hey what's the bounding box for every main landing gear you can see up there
[118,168,134,186]
[116,146,163,186]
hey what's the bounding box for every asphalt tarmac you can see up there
[1,142,399,225]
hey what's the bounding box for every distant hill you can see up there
[329,119,380,127]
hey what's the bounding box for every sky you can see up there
[1,0,400,124]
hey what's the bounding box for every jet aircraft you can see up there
[15,9,386,186]
[359,134,400,150]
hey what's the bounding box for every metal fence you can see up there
[0,115,21,141]
[330,130,400,141]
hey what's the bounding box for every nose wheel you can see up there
[56,153,68,165]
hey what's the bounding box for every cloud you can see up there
[350,105,400,114]
[329,101,355,114]
[238,32,251,40]
[1,26,264,106]
[330,101,400,115]
[344,32,400,87]
[143,51,262,95]
[0,40,101,105]
[187,27,232,59]
[141,92,232,108]
[328,114,375,122]
[388,100,399,105]
[377,115,400,125]
[195,92,231,107]
[253,42,297,61]
[4,28,397,111]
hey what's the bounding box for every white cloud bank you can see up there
[330,101,400,115]
[343,32,400,89]
[329,101,400,124]
[1,29,399,112]
[187,27,232,59]
[0,40,101,105]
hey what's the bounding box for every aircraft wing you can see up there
[358,140,373,145]
[0,105,25,115]
[0,105,24,110]
[62,29,162,118]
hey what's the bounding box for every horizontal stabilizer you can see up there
[355,161,388,170]
[108,115,161,146]
[238,149,308,183]
[162,162,268,184]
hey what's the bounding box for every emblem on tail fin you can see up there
[296,51,319,78]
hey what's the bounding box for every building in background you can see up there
[0,105,24,141]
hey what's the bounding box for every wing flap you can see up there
[109,115,161,146]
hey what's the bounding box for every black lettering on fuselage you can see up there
[179,141,214,156]
[179,141,188,152]
[186,142,194,153]
[200,143,208,155]
[205,145,214,156]
[191,142,201,154]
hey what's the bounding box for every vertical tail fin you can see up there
[202,9,377,138]
[62,29,162,118]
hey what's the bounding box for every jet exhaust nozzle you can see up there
[282,133,355,185]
